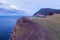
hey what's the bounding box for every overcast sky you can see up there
[0,0,60,15]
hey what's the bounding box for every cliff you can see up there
[9,16,57,40]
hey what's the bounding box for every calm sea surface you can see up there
[0,16,21,40]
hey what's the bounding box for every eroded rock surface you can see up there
[9,17,56,40]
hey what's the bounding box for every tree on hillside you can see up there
[48,12,54,16]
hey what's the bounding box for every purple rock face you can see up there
[9,17,56,40]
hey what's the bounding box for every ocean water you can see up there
[0,16,21,40]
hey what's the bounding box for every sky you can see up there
[0,0,60,15]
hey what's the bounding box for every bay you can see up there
[0,16,21,40]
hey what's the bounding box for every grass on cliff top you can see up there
[30,14,60,40]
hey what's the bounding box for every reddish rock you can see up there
[9,17,56,40]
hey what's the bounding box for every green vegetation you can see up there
[30,14,60,40]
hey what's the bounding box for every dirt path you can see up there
[9,17,56,40]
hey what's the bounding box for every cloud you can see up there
[0,2,6,8]
[0,0,9,3]
[9,5,30,12]
[55,2,60,6]
[9,5,19,9]
[0,2,3,5]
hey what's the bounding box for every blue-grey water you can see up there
[0,16,21,40]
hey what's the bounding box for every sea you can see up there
[0,16,22,40]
